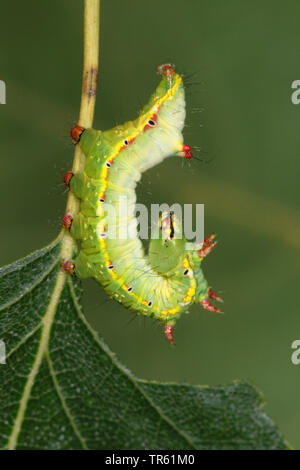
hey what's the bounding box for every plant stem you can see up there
[67,0,100,212]
[62,0,100,258]
[7,3,100,449]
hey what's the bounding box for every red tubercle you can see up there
[61,259,75,276]
[70,125,85,144]
[183,151,193,159]
[181,144,193,159]
[198,242,216,259]
[208,288,223,303]
[198,234,217,259]
[63,171,73,189]
[157,63,175,79]
[200,298,222,314]
[99,193,105,203]
[62,212,73,231]
[164,325,174,345]
[203,233,216,247]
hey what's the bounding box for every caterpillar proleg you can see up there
[63,64,222,344]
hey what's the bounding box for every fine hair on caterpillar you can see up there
[178,68,211,166]
[62,64,222,345]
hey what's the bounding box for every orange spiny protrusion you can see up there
[198,242,216,259]
[164,325,174,345]
[200,298,222,314]
[208,288,223,303]
[203,233,216,247]
[198,233,217,259]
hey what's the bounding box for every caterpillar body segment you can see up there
[64,65,221,344]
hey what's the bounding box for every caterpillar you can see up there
[62,64,222,344]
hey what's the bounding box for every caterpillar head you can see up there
[160,211,182,242]
[148,211,185,275]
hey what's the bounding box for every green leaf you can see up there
[0,238,289,450]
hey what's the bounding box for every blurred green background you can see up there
[1,0,300,447]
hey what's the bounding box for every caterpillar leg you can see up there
[64,212,85,239]
[62,211,89,240]
[63,171,89,200]
[62,209,99,279]
[70,125,85,144]
[62,212,73,231]
[61,260,75,276]
[64,171,73,189]
[164,324,174,345]
[61,252,95,280]
[61,255,96,280]
[62,212,85,239]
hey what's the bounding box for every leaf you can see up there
[0,238,289,450]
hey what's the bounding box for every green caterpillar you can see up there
[63,64,222,344]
